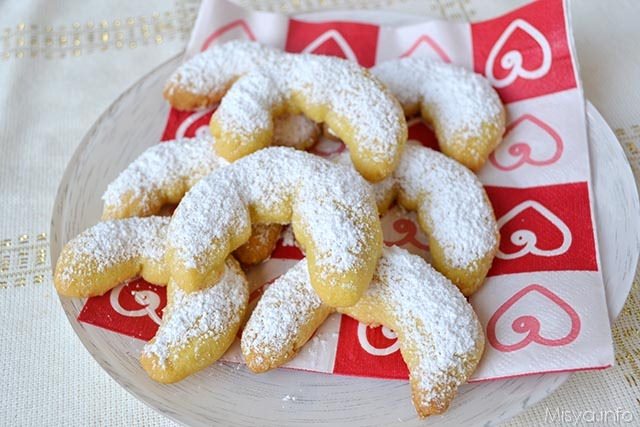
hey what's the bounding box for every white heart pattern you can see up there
[175,107,215,139]
[357,323,400,356]
[109,283,163,325]
[485,19,552,88]
[496,200,572,260]
[301,29,358,62]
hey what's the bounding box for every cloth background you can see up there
[0,0,638,425]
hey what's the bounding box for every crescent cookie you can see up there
[102,136,226,220]
[53,217,248,383]
[335,143,499,296]
[372,57,505,171]
[164,40,407,182]
[54,217,170,297]
[140,258,248,383]
[241,246,484,418]
[166,146,383,307]
[101,136,284,266]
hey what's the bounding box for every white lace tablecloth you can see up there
[1,0,638,425]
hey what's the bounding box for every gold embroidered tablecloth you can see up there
[1,0,638,425]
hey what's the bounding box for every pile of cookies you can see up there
[54,40,506,418]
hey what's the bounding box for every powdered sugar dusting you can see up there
[395,144,497,269]
[57,216,169,283]
[331,152,396,211]
[243,246,482,406]
[168,167,251,271]
[172,40,405,169]
[234,148,379,275]
[333,145,496,270]
[372,57,502,146]
[241,262,328,365]
[287,54,403,162]
[215,71,284,139]
[165,40,280,98]
[354,246,482,405]
[167,147,380,280]
[102,136,227,217]
[143,258,248,366]
[103,125,320,219]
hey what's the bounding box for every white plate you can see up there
[50,11,640,427]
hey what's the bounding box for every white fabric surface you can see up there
[0,0,638,425]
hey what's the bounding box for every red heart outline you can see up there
[384,218,429,251]
[487,284,580,352]
[489,114,563,171]
[201,20,256,51]
[399,35,451,63]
